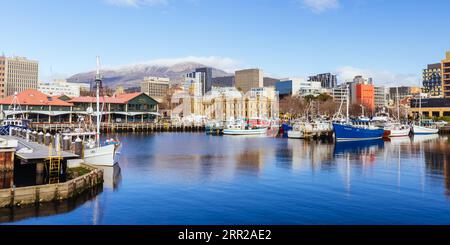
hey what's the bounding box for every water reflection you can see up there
[0,185,103,223]
[4,133,450,224]
[96,165,122,190]
[334,140,384,160]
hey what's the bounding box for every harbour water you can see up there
[2,132,450,224]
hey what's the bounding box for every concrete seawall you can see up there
[0,164,103,208]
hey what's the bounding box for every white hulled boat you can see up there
[412,91,439,135]
[386,87,411,137]
[223,118,268,135]
[81,57,120,166]
[386,123,411,137]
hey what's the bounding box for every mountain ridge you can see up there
[67,62,232,89]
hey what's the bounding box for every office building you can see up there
[388,86,421,102]
[331,84,348,104]
[235,69,263,93]
[374,86,387,108]
[183,72,203,97]
[349,76,375,112]
[0,57,5,98]
[195,67,213,94]
[140,77,170,99]
[38,79,89,97]
[0,56,38,98]
[275,78,301,97]
[410,97,450,118]
[422,63,442,97]
[442,51,450,98]
[308,73,337,88]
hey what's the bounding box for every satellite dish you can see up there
[86,107,94,114]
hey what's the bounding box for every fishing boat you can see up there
[287,120,332,139]
[222,118,268,135]
[332,85,385,141]
[80,57,120,166]
[287,123,305,139]
[333,121,385,141]
[0,92,31,135]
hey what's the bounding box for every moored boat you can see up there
[332,122,385,141]
[222,126,268,135]
[411,124,439,135]
[385,123,411,137]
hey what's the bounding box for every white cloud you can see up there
[109,56,241,73]
[105,0,168,7]
[301,0,340,13]
[335,66,421,87]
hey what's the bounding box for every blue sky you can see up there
[1,0,449,86]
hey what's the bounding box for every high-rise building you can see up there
[423,63,442,97]
[308,73,337,88]
[195,67,213,94]
[140,77,170,99]
[0,56,38,98]
[374,86,387,108]
[235,68,263,93]
[184,72,204,97]
[442,51,450,98]
[0,56,5,98]
[349,76,375,112]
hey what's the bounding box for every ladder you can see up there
[46,134,62,184]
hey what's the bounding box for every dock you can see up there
[2,135,78,162]
[29,122,206,133]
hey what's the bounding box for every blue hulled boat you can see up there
[332,122,385,141]
[281,123,292,137]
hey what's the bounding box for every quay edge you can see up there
[0,163,103,209]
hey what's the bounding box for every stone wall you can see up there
[0,164,103,208]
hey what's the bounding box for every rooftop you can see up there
[0,90,73,106]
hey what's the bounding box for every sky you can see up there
[1,0,449,87]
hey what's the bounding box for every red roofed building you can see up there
[0,89,159,123]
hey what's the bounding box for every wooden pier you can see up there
[29,122,206,133]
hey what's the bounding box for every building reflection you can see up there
[235,149,264,175]
[421,137,450,196]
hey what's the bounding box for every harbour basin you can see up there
[2,132,450,224]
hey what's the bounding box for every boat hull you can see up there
[411,125,439,135]
[332,123,385,141]
[223,128,268,135]
[83,144,118,166]
[389,128,411,137]
[287,130,303,139]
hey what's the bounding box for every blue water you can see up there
[2,133,450,224]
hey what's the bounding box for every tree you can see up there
[279,96,305,118]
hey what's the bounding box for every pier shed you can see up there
[2,136,79,187]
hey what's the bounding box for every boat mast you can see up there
[346,84,349,124]
[95,56,101,147]
[396,86,400,122]
[419,91,422,126]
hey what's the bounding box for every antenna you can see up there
[96,56,101,79]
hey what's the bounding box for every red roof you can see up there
[69,92,144,104]
[0,89,73,106]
